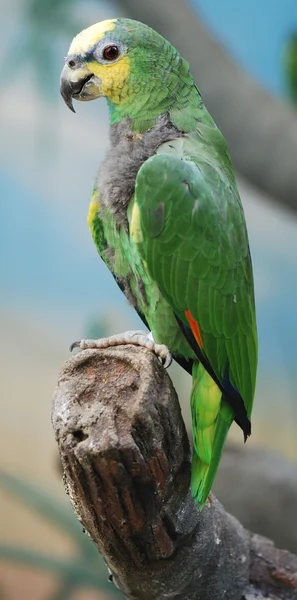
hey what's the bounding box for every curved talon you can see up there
[70,340,81,352]
[163,353,172,369]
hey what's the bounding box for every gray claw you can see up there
[162,353,172,369]
[70,340,81,352]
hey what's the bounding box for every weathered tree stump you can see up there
[52,344,297,599]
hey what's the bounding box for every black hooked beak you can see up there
[60,63,93,113]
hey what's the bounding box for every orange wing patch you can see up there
[185,309,203,349]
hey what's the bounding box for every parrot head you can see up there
[60,18,192,123]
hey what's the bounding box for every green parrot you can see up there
[60,18,258,509]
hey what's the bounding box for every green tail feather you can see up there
[190,363,233,509]
[191,407,232,508]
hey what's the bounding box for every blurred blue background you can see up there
[196,0,297,94]
[1,0,296,598]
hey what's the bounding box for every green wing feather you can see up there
[133,150,257,417]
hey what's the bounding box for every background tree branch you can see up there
[52,345,297,599]
[117,0,297,214]
[213,445,297,554]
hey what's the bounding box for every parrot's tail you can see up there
[190,362,233,509]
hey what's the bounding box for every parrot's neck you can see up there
[106,61,204,133]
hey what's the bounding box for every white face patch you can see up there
[69,19,116,56]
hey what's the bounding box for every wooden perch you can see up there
[52,344,297,600]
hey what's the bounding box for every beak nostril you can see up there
[68,59,76,68]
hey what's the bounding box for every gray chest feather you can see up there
[97,114,181,225]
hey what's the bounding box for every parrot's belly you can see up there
[104,218,194,361]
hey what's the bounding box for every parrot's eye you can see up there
[103,45,119,61]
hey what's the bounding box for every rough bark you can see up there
[52,345,297,600]
[117,0,297,214]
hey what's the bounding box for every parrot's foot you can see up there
[70,330,172,368]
